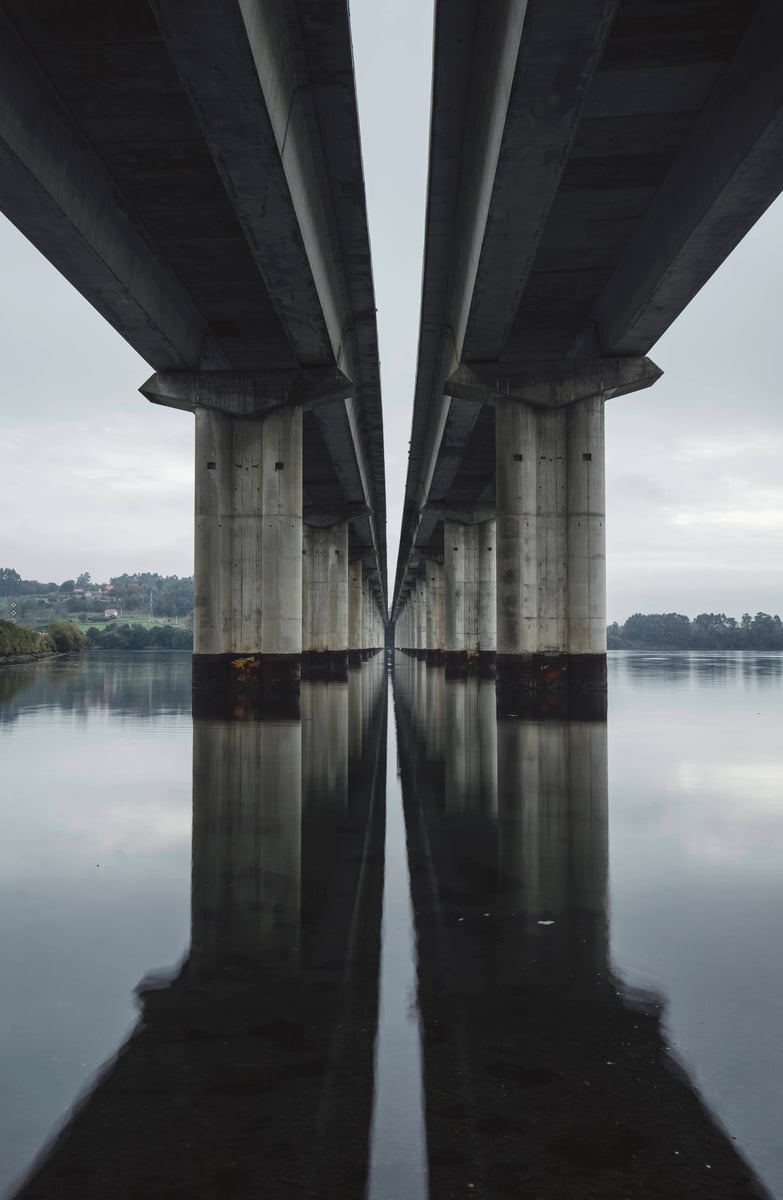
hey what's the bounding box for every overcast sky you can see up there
[1,0,782,622]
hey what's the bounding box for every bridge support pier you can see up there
[443,514,495,676]
[478,519,496,674]
[361,569,373,660]
[495,394,605,707]
[302,520,349,680]
[348,560,364,666]
[439,357,661,710]
[425,560,444,664]
[416,575,428,659]
[192,403,303,704]
[142,366,369,708]
[444,521,468,677]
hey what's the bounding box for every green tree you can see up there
[0,568,21,597]
[76,571,92,588]
[47,620,86,652]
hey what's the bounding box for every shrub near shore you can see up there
[0,618,86,659]
[0,619,48,657]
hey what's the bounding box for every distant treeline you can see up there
[0,568,193,620]
[609,612,783,650]
[85,623,193,651]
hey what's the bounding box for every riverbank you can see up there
[0,651,63,667]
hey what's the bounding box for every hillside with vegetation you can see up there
[0,618,85,660]
[0,568,193,650]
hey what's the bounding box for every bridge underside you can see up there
[394,0,783,710]
[0,0,388,704]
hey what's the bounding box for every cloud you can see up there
[0,416,194,581]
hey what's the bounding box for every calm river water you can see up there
[0,650,781,1198]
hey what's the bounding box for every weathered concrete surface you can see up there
[193,403,302,694]
[302,520,349,680]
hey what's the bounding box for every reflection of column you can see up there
[444,678,476,813]
[496,719,608,958]
[191,715,302,971]
[393,671,769,1198]
[425,662,444,769]
[302,683,349,818]
[477,678,497,815]
[12,685,389,1199]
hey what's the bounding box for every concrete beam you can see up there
[462,0,621,361]
[444,357,662,409]
[150,0,332,365]
[302,504,372,530]
[0,7,223,371]
[570,0,783,356]
[140,367,352,416]
[423,502,496,526]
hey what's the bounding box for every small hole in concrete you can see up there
[583,452,592,461]
[206,461,216,470]
[275,461,284,470]
[514,453,523,461]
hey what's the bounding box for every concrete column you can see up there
[194,404,302,699]
[444,520,466,676]
[463,524,480,666]
[302,681,349,818]
[496,398,539,664]
[536,408,568,655]
[416,576,428,659]
[302,521,349,680]
[425,560,444,664]
[496,396,605,707]
[361,571,372,658]
[567,396,606,665]
[478,519,496,672]
[348,560,363,666]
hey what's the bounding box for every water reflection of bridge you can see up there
[13,659,768,1198]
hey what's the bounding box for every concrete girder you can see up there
[570,0,783,357]
[149,0,333,366]
[0,6,225,372]
[140,368,353,417]
[443,357,662,408]
[462,0,621,362]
